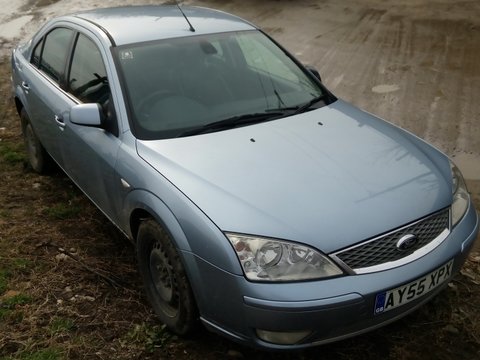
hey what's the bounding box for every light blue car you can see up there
[11,5,478,349]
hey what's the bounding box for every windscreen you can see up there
[116,30,326,139]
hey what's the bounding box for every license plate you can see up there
[374,259,453,315]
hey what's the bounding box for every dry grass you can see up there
[0,57,479,360]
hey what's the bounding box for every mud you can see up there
[454,153,480,180]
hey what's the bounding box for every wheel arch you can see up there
[125,189,193,253]
[15,97,25,132]
[14,96,23,116]
[123,188,242,273]
[126,190,207,320]
[129,208,153,241]
[14,88,30,133]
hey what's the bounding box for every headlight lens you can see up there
[451,162,469,227]
[226,233,343,281]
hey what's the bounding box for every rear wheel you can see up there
[137,219,197,335]
[21,109,52,173]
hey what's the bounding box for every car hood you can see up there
[136,100,452,253]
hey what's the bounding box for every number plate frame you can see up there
[374,259,454,315]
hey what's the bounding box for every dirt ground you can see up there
[1,0,480,359]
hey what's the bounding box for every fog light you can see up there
[256,329,311,345]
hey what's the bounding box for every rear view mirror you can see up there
[305,65,322,82]
[70,103,103,127]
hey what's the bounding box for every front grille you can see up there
[332,208,450,273]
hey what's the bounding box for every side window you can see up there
[39,28,74,83]
[31,38,44,68]
[68,34,109,106]
[68,33,118,136]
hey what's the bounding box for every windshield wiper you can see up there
[292,94,328,115]
[265,106,299,112]
[178,112,285,137]
[266,93,330,114]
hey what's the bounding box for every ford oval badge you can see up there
[396,234,418,251]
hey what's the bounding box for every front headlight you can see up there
[451,162,469,227]
[226,233,343,281]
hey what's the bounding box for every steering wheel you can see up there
[136,90,176,117]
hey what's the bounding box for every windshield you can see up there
[116,30,328,139]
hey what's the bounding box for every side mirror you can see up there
[70,103,103,127]
[305,65,322,82]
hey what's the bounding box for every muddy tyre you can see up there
[137,219,197,335]
[21,109,52,173]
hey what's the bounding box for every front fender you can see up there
[122,188,244,319]
[122,188,243,275]
[123,189,193,252]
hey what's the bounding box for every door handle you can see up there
[21,81,30,91]
[54,114,66,129]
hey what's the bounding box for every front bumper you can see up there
[182,201,478,349]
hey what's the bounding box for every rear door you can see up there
[22,27,76,167]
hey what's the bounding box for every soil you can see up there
[1,1,480,359]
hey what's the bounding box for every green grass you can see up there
[0,294,29,324]
[0,309,24,324]
[126,323,172,352]
[0,307,11,320]
[45,203,81,220]
[0,258,31,296]
[49,317,74,335]
[12,258,30,271]
[1,348,63,360]
[0,142,25,165]
[0,269,8,294]
[2,294,32,308]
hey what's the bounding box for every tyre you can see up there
[137,219,197,335]
[21,109,52,173]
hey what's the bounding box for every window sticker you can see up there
[120,50,134,60]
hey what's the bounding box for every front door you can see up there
[60,31,122,222]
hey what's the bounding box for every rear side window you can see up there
[37,28,74,83]
[31,38,43,68]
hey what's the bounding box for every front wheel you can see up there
[137,219,197,335]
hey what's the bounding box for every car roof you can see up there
[70,6,256,46]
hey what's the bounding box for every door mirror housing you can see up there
[305,65,322,82]
[70,103,103,127]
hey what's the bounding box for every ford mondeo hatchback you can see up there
[11,5,479,349]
